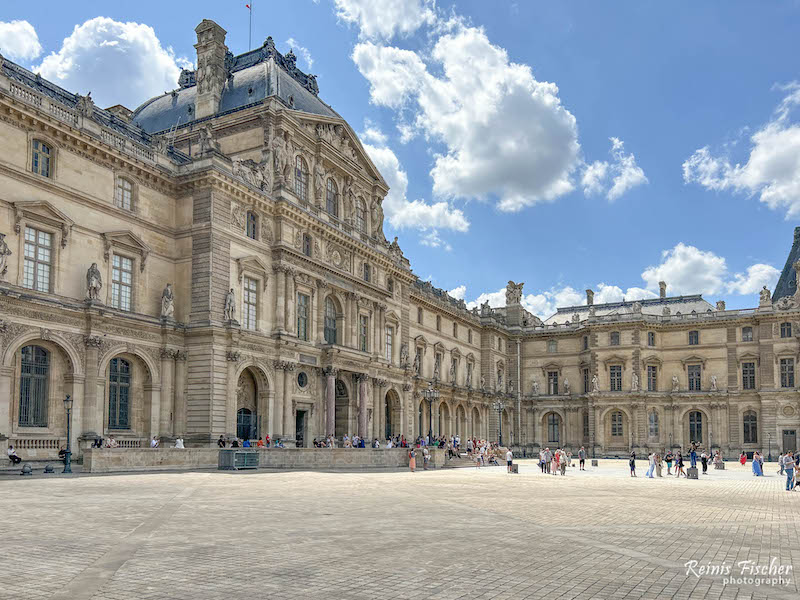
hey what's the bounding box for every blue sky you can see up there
[2,1,799,318]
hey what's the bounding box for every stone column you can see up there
[226,353,239,437]
[65,374,84,454]
[0,366,12,438]
[83,336,102,436]
[401,384,411,437]
[283,363,295,441]
[146,383,161,439]
[272,361,285,439]
[358,374,368,438]
[274,267,286,334]
[371,378,380,440]
[324,367,337,437]
[159,350,175,439]
[174,352,187,436]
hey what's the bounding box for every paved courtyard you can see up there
[2,459,799,600]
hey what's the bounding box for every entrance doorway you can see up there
[783,429,797,453]
[237,408,254,440]
[335,379,349,438]
[296,410,307,447]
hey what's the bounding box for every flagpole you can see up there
[249,1,253,51]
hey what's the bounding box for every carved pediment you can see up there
[466,352,475,362]
[414,334,429,348]
[680,354,707,367]
[450,347,462,358]
[602,354,628,369]
[433,341,446,353]
[641,354,662,367]
[102,230,151,271]
[236,255,269,290]
[737,351,760,365]
[13,200,74,248]
[385,309,400,323]
[540,362,562,375]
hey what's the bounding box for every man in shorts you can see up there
[578,446,586,470]
[506,448,514,473]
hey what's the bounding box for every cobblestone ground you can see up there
[1,459,799,600]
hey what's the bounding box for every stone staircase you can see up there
[442,454,477,468]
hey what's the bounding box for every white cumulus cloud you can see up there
[334,0,436,40]
[727,263,780,295]
[582,137,648,201]
[34,17,190,109]
[352,22,580,212]
[286,38,313,70]
[448,285,466,300]
[640,243,728,296]
[0,20,42,62]
[683,83,800,217]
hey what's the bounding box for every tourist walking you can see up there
[700,451,708,474]
[752,451,763,476]
[422,446,430,470]
[739,451,747,466]
[578,446,586,470]
[408,448,416,472]
[665,450,673,475]
[646,452,655,478]
[629,451,637,477]
[782,451,795,490]
[539,449,546,473]
[675,452,685,477]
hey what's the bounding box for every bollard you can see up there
[44,464,54,474]
[591,459,599,467]
[687,467,699,479]
[20,463,33,476]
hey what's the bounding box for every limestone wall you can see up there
[83,447,445,473]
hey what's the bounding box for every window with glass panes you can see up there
[302,234,312,257]
[742,326,753,342]
[688,365,701,391]
[468,329,473,344]
[108,358,131,429]
[111,255,133,311]
[359,315,369,352]
[583,411,589,439]
[743,411,758,443]
[356,200,366,232]
[547,340,557,353]
[648,331,655,346]
[324,298,337,344]
[242,277,258,330]
[363,263,370,282]
[689,411,703,443]
[611,411,623,436]
[115,178,133,210]
[297,293,310,341]
[246,211,258,239]
[610,331,620,346]
[781,322,792,338]
[23,227,52,292]
[547,413,559,443]
[780,358,795,388]
[31,139,51,177]
[649,410,659,437]
[417,307,423,324]
[610,365,622,391]
[18,345,48,427]
[583,336,588,350]
[294,157,308,201]
[689,330,699,345]
[326,178,338,216]
[385,326,393,362]
[548,371,558,395]
[742,362,756,390]
[583,368,590,393]
[647,365,657,391]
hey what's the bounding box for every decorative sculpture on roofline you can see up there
[506,281,524,305]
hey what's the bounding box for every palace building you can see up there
[1,20,798,461]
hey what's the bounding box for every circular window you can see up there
[297,372,308,388]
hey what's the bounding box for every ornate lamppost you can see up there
[493,400,505,446]
[422,383,439,445]
[63,394,73,474]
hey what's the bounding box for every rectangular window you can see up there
[111,255,133,311]
[115,178,133,210]
[583,412,589,439]
[548,371,558,395]
[359,315,369,352]
[297,293,309,341]
[610,365,622,391]
[583,368,590,394]
[742,362,756,390]
[436,316,441,331]
[688,365,701,391]
[302,234,312,257]
[689,330,699,345]
[246,212,258,240]
[242,277,258,330]
[742,326,753,342]
[780,358,795,388]
[385,326,393,363]
[363,263,371,282]
[22,227,52,292]
[468,329,473,344]
[417,307,423,324]
[611,412,623,437]
[583,336,589,351]
[648,332,655,346]
[31,140,51,177]
[453,322,458,338]
[647,365,657,392]
[610,331,620,346]
[781,322,792,338]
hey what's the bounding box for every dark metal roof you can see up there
[772,227,800,301]
[132,36,338,134]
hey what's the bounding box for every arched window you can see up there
[108,358,131,429]
[547,413,560,443]
[294,156,309,201]
[611,411,624,437]
[324,297,337,344]
[648,410,659,437]
[743,410,758,443]
[356,199,366,233]
[326,178,338,217]
[19,345,49,427]
[115,177,134,211]
[31,139,52,177]
[237,407,254,440]
[689,410,703,443]
[246,211,258,240]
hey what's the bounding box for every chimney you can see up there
[586,289,594,306]
[659,281,667,299]
[194,20,228,120]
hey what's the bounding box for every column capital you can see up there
[323,366,338,378]
[84,335,103,348]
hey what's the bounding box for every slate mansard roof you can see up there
[133,37,339,134]
[543,295,716,325]
[773,227,800,301]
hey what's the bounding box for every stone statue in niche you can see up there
[161,283,175,319]
[532,378,539,395]
[197,126,219,156]
[224,288,236,321]
[563,378,570,395]
[467,362,473,387]
[506,281,524,305]
[343,176,355,220]
[759,285,772,306]
[480,375,486,391]
[399,343,409,367]
[449,361,456,382]
[314,163,326,206]
[631,371,639,392]
[0,232,11,280]
[370,198,385,239]
[672,375,680,392]
[413,351,421,376]
[86,263,103,301]
[710,375,718,391]
[591,374,599,393]
[271,132,292,188]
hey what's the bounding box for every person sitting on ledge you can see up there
[150,436,159,448]
[7,445,21,465]
[265,434,271,448]
[256,438,264,447]
[105,436,119,448]
[231,438,240,448]
[58,445,67,463]
[373,438,380,448]
[174,438,185,449]
[242,439,251,448]
[217,435,226,448]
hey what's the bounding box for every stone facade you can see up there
[0,20,798,460]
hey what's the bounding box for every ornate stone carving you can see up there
[161,284,175,319]
[86,263,103,301]
[261,220,273,242]
[76,92,95,118]
[760,285,772,306]
[0,232,11,280]
[399,343,409,367]
[231,203,246,231]
[631,371,639,392]
[506,281,524,305]
[226,351,242,362]
[591,374,599,393]
[84,335,103,348]
[224,288,236,321]
[710,375,718,391]
[672,375,680,392]
[532,378,539,395]
[563,378,570,395]
[775,296,797,310]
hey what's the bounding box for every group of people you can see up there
[631,445,724,478]
[538,447,574,475]
[217,435,284,449]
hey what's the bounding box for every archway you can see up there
[385,388,401,439]
[236,368,258,440]
[456,404,467,440]
[471,406,482,439]
[335,379,350,437]
[438,402,451,438]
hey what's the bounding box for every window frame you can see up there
[385,326,394,363]
[647,365,658,392]
[294,156,309,201]
[359,314,369,352]
[324,297,337,345]
[610,331,620,346]
[242,276,258,331]
[743,411,758,444]
[114,176,135,211]
[648,410,659,438]
[108,357,132,430]
[609,365,623,392]
[688,364,702,391]
[363,262,371,283]
[22,226,53,293]
[689,411,703,443]
[31,138,53,178]
[688,330,700,346]
[110,254,134,312]
[610,411,624,437]
[547,413,560,444]
[302,233,312,257]
[742,326,753,342]
[547,371,559,395]
[246,211,258,240]
[355,199,366,233]
[297,292,310,341]
[18,345,49,428]
[780,358,795,388]
[742,361,756,390]
[780,322,792,338]
[326,178,339,217]
[647,331,656,346]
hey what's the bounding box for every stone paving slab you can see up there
[0,459,797,599]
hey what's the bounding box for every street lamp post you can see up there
[63,394,73,474]
[768,432,773,462]
[422,383,439,445]
[492,400,505,446]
